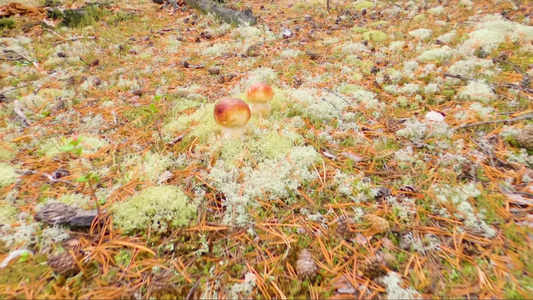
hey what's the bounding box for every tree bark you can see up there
[183,0,257,26]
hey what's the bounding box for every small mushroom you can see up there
[246,82,274,118]
[214,98,251,140]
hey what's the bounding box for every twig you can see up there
[15,169,76,186]
[444,72,533,94]
[13,100,30,127]
[443,72,468,82]
[492,58,524,74]
[493,83,533,94]
[0,83,34,96]
[325,88,351,105]
[455,112,533,129]
[321,97,343,123]
[186,280,200,300]
[43,27,66,40]
[53,36,97,45]
[469,138,518,170]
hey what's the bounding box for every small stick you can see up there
[444,72,533,93]
[15,169,76,186]
[325,88,351,105]
[53,36,96,45]
[469,138,517,170]
[43,27,66,40]
[455,113,533,130]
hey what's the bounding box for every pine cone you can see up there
[335,216,354,239]
[47,253,80,277]
[365,214,390,235]
[360,255,386,279]
[516,125,533,150]
[385,118,401,133]
[296,249,318,280]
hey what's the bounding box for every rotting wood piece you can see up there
[183,0,256,26]
[35,202,100,227]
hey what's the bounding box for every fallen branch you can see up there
[455,112,533,130]
[469,138,518,170]
[16,169,76,186]
[444,72,533,94]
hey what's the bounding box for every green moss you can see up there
[163,103,217,142]
[36,138,65,158]
[338,84,363,94]
[0,163,17,188]
[37,88,64,99]
[56,193,91,207]
[0,18,16,29]
[353,0,374,11]
[369,21,389,28]
[0,257,49,285]
[352,26,369,33]
[362,30,388,42]
[112,186,197,233]
[219,131,295,165]
[0,143,16,162]
[0,203,18,224]
[413,14,428,22]
[169,98,203,113]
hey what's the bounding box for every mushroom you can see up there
[246,82,274,117]
[213,98,251,140]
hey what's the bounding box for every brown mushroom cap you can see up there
[246,82,274,103]
[214,98,251,127]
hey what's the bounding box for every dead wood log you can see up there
[183,0,256,26]
[35,202,101,227]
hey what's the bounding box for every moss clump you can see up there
[362,30,388,42]
[112,186,197,233]
[0,18,16,29]
[353,0,374,11]
[352,26,368,33]
[0,144,16,162]
[413,14,428,22]
[0,204,18,224]
[0,163,17,188]
[219,131,296,165]
[163,103,217,142]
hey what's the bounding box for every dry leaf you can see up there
[157,170,173,184]
[340,152,364,163]
[323,150,337,160]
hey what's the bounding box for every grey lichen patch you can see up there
[112,185,197,233]
[289,88,351,122]
[457,80,496,103]
[459,14,533,54]
[417,46,455,62]
[119,150,179,184]
[207,145,321,226]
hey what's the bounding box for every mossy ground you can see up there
[0,0,532,298]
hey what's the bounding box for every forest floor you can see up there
[0,0,532,298]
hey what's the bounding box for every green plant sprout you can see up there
[60,136,102,231]
[144,95,164,146]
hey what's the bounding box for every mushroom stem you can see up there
[220,125,249,140]
[249,101,272,118]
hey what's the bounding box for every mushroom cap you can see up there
[214,98,251,127]
[246,82,274,103]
